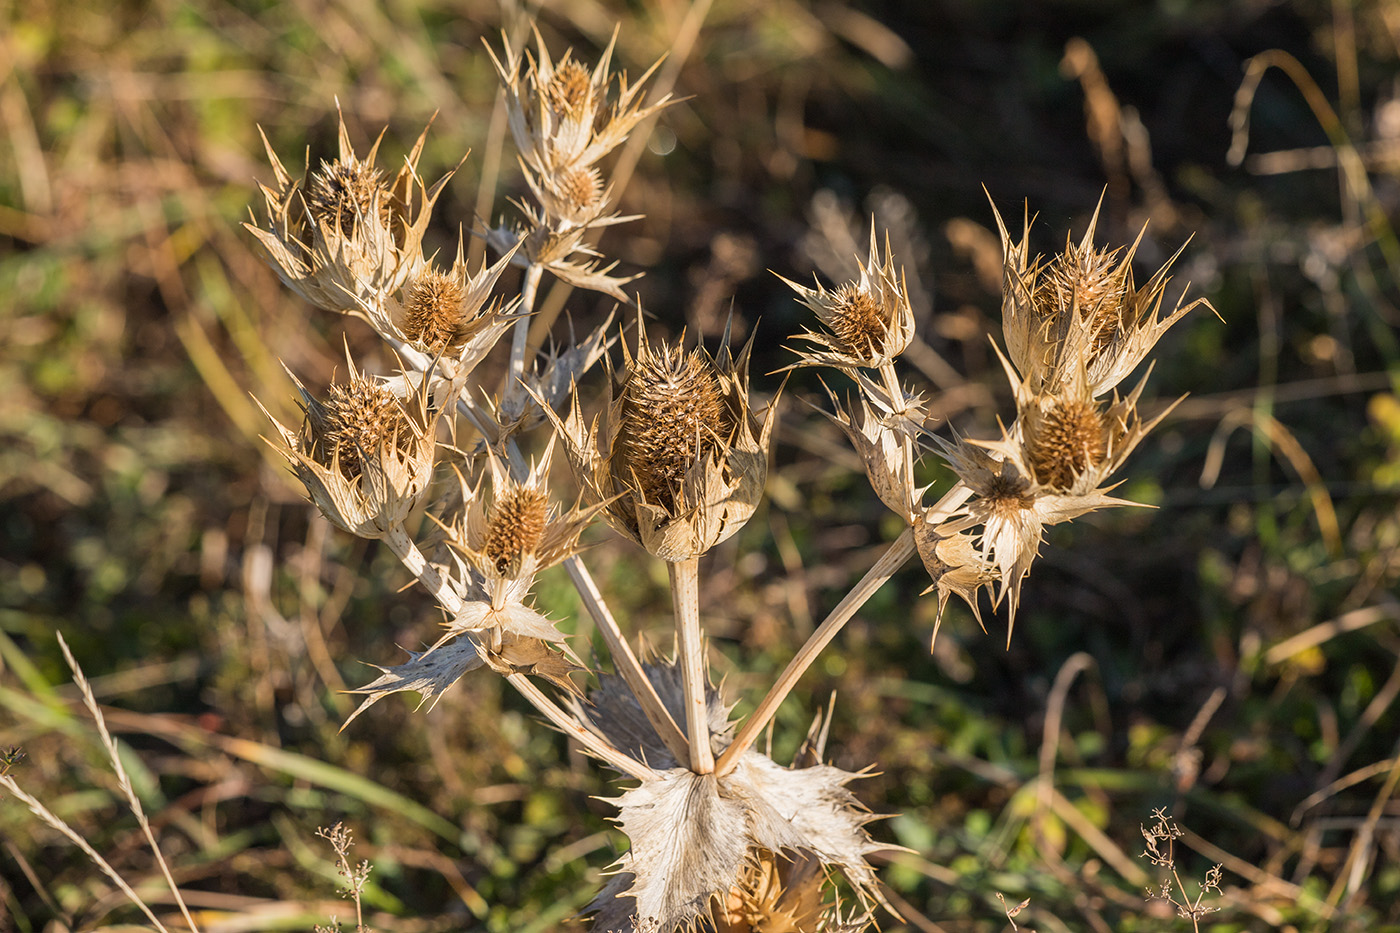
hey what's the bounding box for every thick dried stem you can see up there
[669,556,713,772]
[503,262,544,411]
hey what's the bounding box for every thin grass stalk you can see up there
[715,482,973,776]
[565,555,691,763]
[56,633,200,933]
[0,775,173,933]
[669,556,713,772]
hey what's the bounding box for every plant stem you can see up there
[565,556,691,763]
[383,525,653,780]
[669,556,713,773]
[715,528,914,776]
[714,481,972,776]
[506,672,658,781]
[383,525,463,614]
[503,262,543,411]
[878,361,915,496]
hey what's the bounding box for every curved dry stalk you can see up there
[565,555,690,763]
[56,633,201,933]
[669,556,713,772]
[0,775,174,933]
[715,482,973,776]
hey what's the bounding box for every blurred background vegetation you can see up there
[3,0,1400,930]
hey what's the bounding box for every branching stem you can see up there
[715,481,972,776]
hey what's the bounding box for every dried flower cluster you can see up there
[247,23,1211,933]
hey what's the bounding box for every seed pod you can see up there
[246,109,453,315]
[991,195,1211,397]
[780,223,916,371]
[256,356,436,539]
[552,318,777,562]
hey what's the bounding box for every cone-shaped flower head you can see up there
[246,110,453,315]
[932,350,1168,640]
[993,196,1209,397]
[780,224,916,370]
[488,27,671,175]
[352,237,521,371]
[257,357,436,539]
[573,662,888,933]
[554,319,777,562]
[441,439,604,647]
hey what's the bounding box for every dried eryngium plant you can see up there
[246,23,1212,933]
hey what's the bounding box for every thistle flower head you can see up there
[992,195,1211,397]
[354,237,521,371]
[256,355,435,539]
[442,439,603,646]
[245,109,454,315]
[488,27,671,175]
[552,317,777,562]
[780,223,916,370]
[932,355,1168,640]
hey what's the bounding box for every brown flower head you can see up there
[440,439,604,647]
[488,27,671,176]
[992,196,1210,397]
[930,352,1168,640]
[246,109,455,315]
[256,356,436,539]
[486,168,641,303]
[779,224,916,370]
[351,237,520,372]
[552,318,777,562]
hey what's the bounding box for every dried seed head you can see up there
[483,486,550,575]
[827,283,888,359]
[544,58,595,115]
[714,851,827,933]
[983,472,1036,519]
[401,267,470,354]
[780,222,916,370]
[256,362,436,540]
[555,164,604,217]
[306,159,391,237]
[617,345,732,512]
[1042,239,1128,355]
[1024,396,1108,489]
[315,379,413,479]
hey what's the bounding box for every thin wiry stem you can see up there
[715,482,973,776]
[565,555,691,763]
[57,633,200,933]
[382,524,652,780]
[670,556,713,772]
[0,775,172,933]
